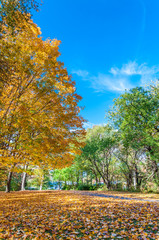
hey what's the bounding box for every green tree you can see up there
[115,145,145,190]
[81,125,117,189]
[109,87,159,184]
[27,167,50,190]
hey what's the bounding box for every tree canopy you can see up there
[0,10,85,192]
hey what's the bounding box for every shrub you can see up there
[62,185,75,190]
[97,185,108,191]
[77,184,91,190]
[141,181,159,193]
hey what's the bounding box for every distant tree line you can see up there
[51,84,159,192]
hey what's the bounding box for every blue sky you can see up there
[33,0,159,128]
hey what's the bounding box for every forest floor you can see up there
[0,190,159,239]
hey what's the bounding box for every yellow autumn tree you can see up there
[0,13,85,192]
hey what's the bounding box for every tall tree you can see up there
[115,146,144,190]
[81,125,117,189]
[109,87,159,184]
[0,15,85,192]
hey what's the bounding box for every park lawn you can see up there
[0,191,158,240]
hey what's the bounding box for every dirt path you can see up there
[72,190,159,202]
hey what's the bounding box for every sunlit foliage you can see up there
[0,13,85,191]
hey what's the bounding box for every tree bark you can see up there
[91,167,98,184]
[127,172,132,190]
[133,170,137,190]
[106,162,111,190]
[6,171,13,193]
[39,175,44,190]
[40,181,43,191]
[21,165,27,191]
[76,175,79,186]
[81,172,83,184]
[106,180,111,190]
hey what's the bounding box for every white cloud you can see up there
[71,70,89,78]
[110,61,159,78]
[110,61,140,75]
[83,122,95,129]
[72,61,159,92]
[91,74,134,92]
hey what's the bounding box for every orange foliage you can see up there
[0,13,85,171]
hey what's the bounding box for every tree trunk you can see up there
[95,177,98,184]
[90,168,98,184]
[21,165,27,191]
[86,174,89,185]
[40,182,43,191]
[135,166,142,190]
[6,171,13,193]
[81,172,83,184]
[127,173,132,190]
[89,157,107,186]
[90,176,93,185]
[39,175,44,190]
[147,147,159,181]
[106,180,111,190]
[133,170,137,190]
[76,175,79,186]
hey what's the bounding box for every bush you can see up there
[63,184,109,191]
[26,187,38,190]
[77,184,91,190]
[141,181,159,193]
[114,182,123,191]
[89,185,97,191]
[62,185,75,190]
[97,185,108,191]
[11,173,21,191]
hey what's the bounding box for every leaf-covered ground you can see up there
[0,191,158,239]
